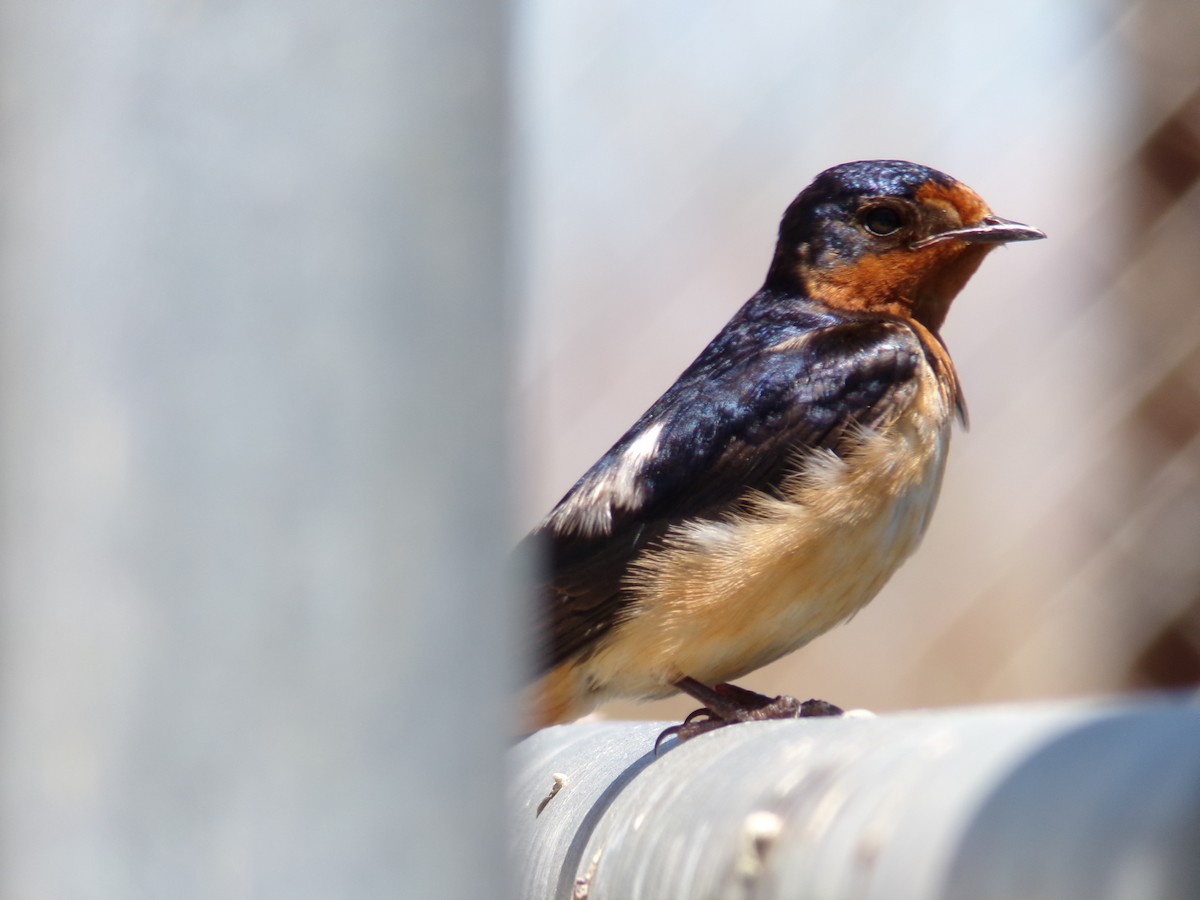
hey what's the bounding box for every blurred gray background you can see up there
[515,0,1200,722]
[0,0,512,897]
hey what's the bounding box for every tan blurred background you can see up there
[515,0,1200,721]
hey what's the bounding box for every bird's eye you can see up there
[860,204,907,237]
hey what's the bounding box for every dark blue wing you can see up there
[528,312,928,672]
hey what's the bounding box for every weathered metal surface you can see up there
[512,699,1200,899]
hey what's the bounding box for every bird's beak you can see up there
[911,215,1046,249]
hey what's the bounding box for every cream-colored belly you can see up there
[582,375,953,702]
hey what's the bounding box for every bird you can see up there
[522,159,1044,743]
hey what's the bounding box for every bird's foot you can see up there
[654,677,843,754]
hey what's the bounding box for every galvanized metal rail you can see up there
[511,698,1200,899]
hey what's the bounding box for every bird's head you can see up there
[765,160,1044,332]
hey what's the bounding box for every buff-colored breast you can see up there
[563,355,955,714]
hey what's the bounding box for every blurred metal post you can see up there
[513,700,1200,900]
[0,2,512,899]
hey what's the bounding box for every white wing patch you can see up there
[622,421,664,466]
[545,422,665,538]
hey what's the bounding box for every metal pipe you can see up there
[512,698,1200,899]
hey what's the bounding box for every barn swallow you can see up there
[523,159,1044,743]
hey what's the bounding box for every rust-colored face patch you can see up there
[915,179,991,228]
[803,240,993,333]
[801,179,999,332]
[802,249,924,320]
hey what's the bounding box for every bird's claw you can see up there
[654,685,845,755]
